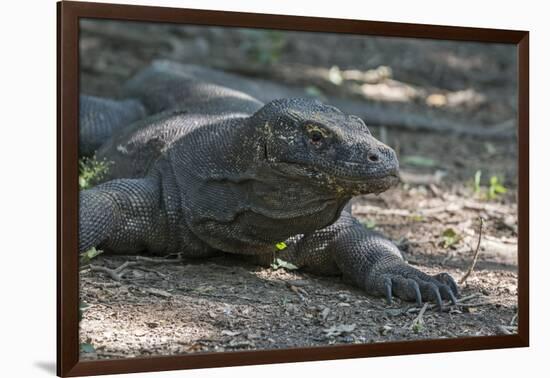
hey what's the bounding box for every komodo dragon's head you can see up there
[255,98,399,196]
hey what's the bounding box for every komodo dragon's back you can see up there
[86,61,266,181]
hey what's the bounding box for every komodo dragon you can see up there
[79,60,459,308]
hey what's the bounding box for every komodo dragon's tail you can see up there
[79,95,146,156]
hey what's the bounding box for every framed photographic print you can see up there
[57,0,529,376]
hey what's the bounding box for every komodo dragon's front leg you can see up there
[278,209,459,307]
[79,177,166,254]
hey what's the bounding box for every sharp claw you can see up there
[448,289,458,305]
[384,277,393,305]
[450,292,457,305]
[430,283,443,311]
[441,285,457,305]
[435,273,460,297]
[410,279,422,306]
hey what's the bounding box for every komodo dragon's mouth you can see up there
[271,160,400,190]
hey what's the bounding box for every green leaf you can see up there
[275,242,287,250]
[441,228,461,249]
[79,247,103,269]
[402,155,437,168]
[487,175,507,199]
[412,322,424,333]
[271,258,298,271]
[363,220,377,229]
[79,156,112,190]
[80,343,96,353]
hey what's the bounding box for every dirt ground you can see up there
[78,20,519,359]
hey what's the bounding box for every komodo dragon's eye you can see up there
[310,130,324,143]
[305,124,329,145]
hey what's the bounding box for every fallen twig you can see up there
[88,281,121,288]
[135,256,185,264]
[497,325,512,335]
[455,293,482,303]
[460,217,484,284]
[510,312,518,326]
[89,265,123,281]
[134,266,168,278]
[288,284,308,302]
[410,303,428,330]
[457,300,501,308]
[406,293,483,313]
[89,256,184,282]
[497,325,517,335]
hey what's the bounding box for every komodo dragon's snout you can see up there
[256,98,399,196]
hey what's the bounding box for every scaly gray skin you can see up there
[79,95,146,156]
[80,65,459,308]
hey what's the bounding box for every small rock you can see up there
[341,335,354,343]
[323,323,356,337]
[134,329,147,337]
[379,325,393,335]
[320,308,330,321]
[221,330,241,337]
[145,288,172,298]
[229,339,254,348]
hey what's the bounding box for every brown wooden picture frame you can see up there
[57,1,529,376]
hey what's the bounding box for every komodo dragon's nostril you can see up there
[367,153,380,163]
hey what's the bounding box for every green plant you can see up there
[411,321,424,334]
[487,175,507,200]
[271,258,298,271]
[441,228,461,249]
[472,170,507,200]
[79,156,112,189]
[362,219,377,229]
[79,247,103,269]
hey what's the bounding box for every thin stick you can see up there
[457,300,501,308]
[406,293,483,313]
[510,312,518,326]
[89,255,184,282]
[89,265,122,281]
[115,261,138,273]
[460,217,484,284]
[455,293,482,303]
[410,303,428,329]
[497,325,512,335]
[135,256,185,264]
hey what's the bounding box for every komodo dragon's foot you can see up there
[366,259,459,310]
